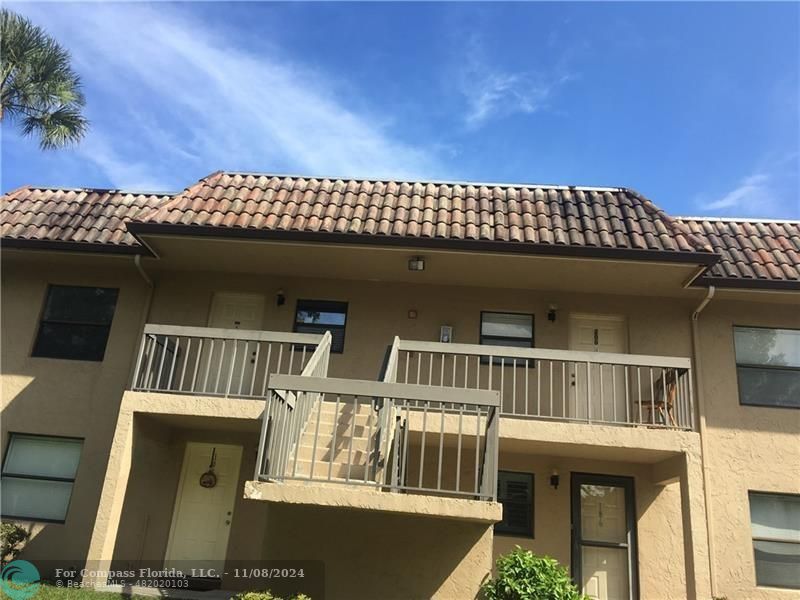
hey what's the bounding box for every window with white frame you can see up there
[734,327,800,408]
[1,434,83,522]
[749,492,800,589]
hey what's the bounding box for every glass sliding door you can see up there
[571,473,639,600]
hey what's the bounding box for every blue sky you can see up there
[2,1,799,219]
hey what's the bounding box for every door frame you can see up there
[568,313,628,353]
[207,292,265,328]
[570,472,639,600]
[163,441,244,570]
[567,314,628,421]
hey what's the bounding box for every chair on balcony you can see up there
[638,369,684,427]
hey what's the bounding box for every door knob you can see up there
[225,520,231,525]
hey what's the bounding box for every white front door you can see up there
[164,443,243,574]
[568,315,627,422]
[573,474,637,600]
[202,293,265,396]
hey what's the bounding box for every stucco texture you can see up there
[696,299,800,600]
[1,253,150,566]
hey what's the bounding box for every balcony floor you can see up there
[244,479,502,524]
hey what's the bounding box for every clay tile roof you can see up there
[133,171,708,258]
[3,171,798,290]
[675,217,800,287]
[1,185,171,253]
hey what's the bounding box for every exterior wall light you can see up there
[550,470,560,489]
[276,290,286,306]
[547,304,558,322]
[408,257,425,272]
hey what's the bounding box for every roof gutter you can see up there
[690,285,717,597]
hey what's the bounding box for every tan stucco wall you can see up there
[696,298,800,600]
[144,269,697,383]
[261,500,495,600]
[83,391,267,577]
[89,393,496,599]
[1,253,150,564]
[3,249,798,599]
[493,453,689,600]
[110,415,269,571]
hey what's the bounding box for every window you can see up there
[32,285,119,361]
[480,312,534,364]
[734,327,800,408]
[1,434,83,522]
[749,492,800,589]
[294,300,348,353]
[496,471,533,536]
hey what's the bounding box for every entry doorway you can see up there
[568,314,627,421]
[571,473,639,600]
[164,442,243,574]
[202,292,265,395]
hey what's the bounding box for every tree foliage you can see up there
[1,8,88,149]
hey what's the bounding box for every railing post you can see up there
[131,332,148,390]
[255,392,272,480]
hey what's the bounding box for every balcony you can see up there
[126,323,695,514]
[131,324,326,399]
[384,338,695,431]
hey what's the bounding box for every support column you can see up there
[653,450,712,600]
[83,396,135,587]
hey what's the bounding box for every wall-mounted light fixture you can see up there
[549,469,560,490]
[276,289,286,306]
[408,257,426,272]
[408,309,418,319]
[547,304,558,323]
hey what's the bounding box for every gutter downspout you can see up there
[130,255,155,383]
[690,285,717,598]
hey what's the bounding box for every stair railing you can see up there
[256,374,500,501]
[255,331,332,480]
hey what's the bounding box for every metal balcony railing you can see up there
[131,324,326,399]
[384,338,695,430]
[256,372,500,501]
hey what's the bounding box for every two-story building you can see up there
[2,171,798,600]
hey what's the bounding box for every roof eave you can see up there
[127,222,720,266]
[691,275,800,292]
[0,238,153,257]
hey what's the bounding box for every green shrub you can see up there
[234,592,310,600]
[482,547,588,600]
[1,522,29,565]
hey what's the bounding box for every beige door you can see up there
[568,315,627,422]
[202,293,264,395]
[164,442,243,573]
[573,474,637,600]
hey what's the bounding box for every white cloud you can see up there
[703,173,771,211]
[10,3,442,190]
[698,153,800,219]
[457,34,574,127]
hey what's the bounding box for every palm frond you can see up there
[21,105,88,150]
[1,8,88,149]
